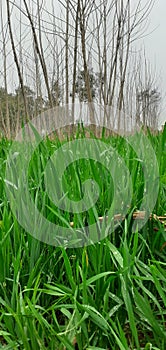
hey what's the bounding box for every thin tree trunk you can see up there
[23,0,53,107]
[1,2,10,138]
[6,0,28,121]
[71,1,80,121]
[79,0,95,124]
[65,0,69,106]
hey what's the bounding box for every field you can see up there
[0,125,166,350]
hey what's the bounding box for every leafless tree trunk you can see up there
[65,0,69,106]
[6,0,28,122]
[78,0,95,123]
[23,0,52,107]
[1,2,10,138]
[117,0,131,132]
[71,1,80,120]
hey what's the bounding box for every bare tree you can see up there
[22,0,53,107]
[0,2,10,137]
[6,0,28,122]
[78,0,96,123]
[65,0,69,106]
[71,1,80,113]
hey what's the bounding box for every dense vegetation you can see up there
[0,125,166,349]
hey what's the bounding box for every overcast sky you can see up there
[140,0,166,125]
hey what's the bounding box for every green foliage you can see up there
[0,128,166,349]
[73,68,100,102]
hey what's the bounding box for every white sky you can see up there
[140,0,166,125]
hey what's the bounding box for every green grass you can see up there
[0,125,166,349]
